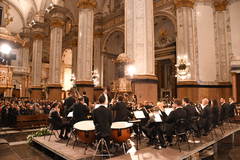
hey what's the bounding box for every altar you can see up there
[0,65,13,97]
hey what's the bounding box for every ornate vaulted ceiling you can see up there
[2,0,106,34]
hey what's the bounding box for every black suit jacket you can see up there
[112,101,130,122]
[83,96,89,106]
[199,105,212,131]
[92,105,112,137]
[49,110,63,129]
[220,103,230,120]
[229,103,236,118]
[165,107,187,133]
[211,105,219,125]
[70,103,89,125]
[64,96,76,108]
[184,104,199,120]
[165,107,187,124]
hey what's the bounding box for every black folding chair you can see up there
[175,118,190,152]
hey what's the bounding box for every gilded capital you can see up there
[50,18,65,28]
[174,0,195,8]
[77,0,97,9]
[214,0,229,11]
[32,32,45,40]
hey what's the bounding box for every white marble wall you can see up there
[229,0,240,71]
[195,3,217,82]
[125,0,155,75]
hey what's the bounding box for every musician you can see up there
[211,99,220,127]
[69,97,89,126]
[182,98,199,129]
[49,102,69,139]
[145,102,167,149]
[83,91,89,106]
[100,88,111,106]
[198,98,212,136]
[164,99,187,144]
[111,95,130,122]
[220,98,230,122]
[229,97,236,118]
[92,95,112,146]
[63,92,76,117]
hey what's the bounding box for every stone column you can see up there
[228,0,240,101]
[20,28,31,97]
[31,27,45,100]
[214,0,230,82]
[125,0,157,103]
[175,0,199,101]
[75,0,96,102]
[48,16,65,100]
[175,0,197,81]
[71,43,78,77]
[93,13,103,88]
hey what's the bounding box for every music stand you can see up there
[132,110,146,150]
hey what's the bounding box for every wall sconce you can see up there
[92,70,99,86]
[175,56,191,80]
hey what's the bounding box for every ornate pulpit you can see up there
[112,53,133,93]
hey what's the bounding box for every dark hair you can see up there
[183,97,190,103]
[83,91,86,95]
[173,99,182,106]
[211,99,218,107]
[118,95,124,101]
[98,95,106,104]
[51,102,59,109]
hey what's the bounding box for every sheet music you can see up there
[133,110,145,119]
[67,111,73,118]
[165,108,173,116]
[153,112,162,122]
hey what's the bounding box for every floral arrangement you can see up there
[27,128,51,143]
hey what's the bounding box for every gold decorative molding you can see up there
[32,32,45,40]
[214,0,229,11]
[174,0,195,8]
[50,18,65,28]
[77,0,97,9]
[0,33,25,47]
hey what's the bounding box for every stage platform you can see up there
[32,123,240,160]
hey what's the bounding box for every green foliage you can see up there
[27,128,51,143]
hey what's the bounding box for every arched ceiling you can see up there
[3,0,106,33]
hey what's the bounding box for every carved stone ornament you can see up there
[77,0,97,9]
[174,0,195,8]
[214,0,229,11]
[50,18,65,28]
[32,31,45,40]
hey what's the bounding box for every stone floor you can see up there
[0,123,240,160]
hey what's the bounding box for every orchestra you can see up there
[45,89,238,153]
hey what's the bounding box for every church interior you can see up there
[0,0,240,159]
